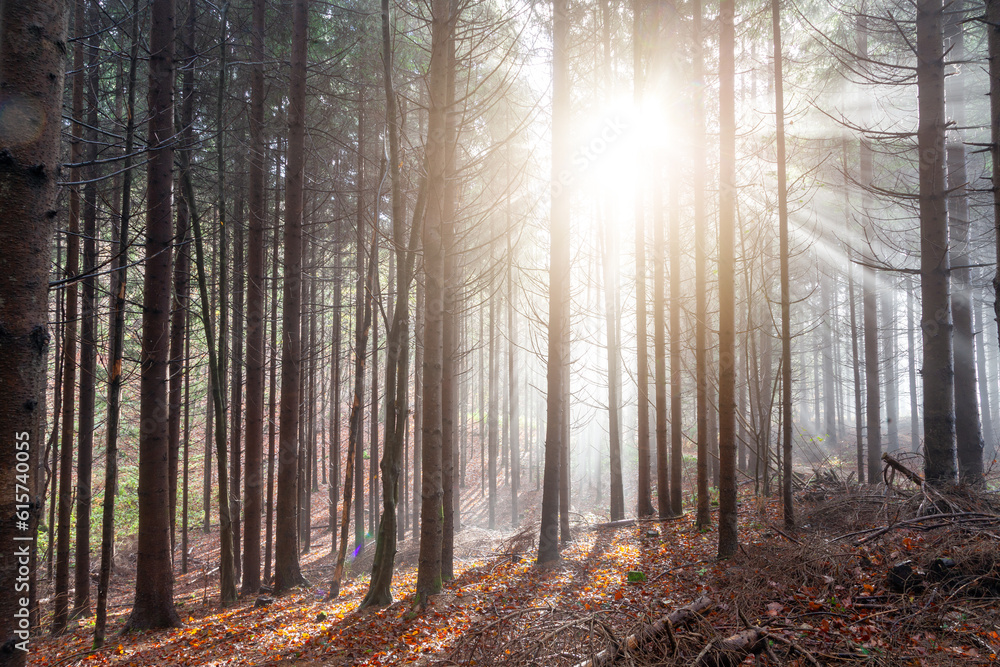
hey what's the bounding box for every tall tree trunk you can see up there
[53,0,84,633]
[124,0,181,628]
[654,178,670,519]
[273,0,310,593]
[230,201,245,574]
[488,292,498,529]
[353,103,367,556]
[0,0,68,657]
[883,289,900,452]
[360,0,427,599]
[772,0,793,528]
[975,296,994,449]
[242,0,267,594]
[329,244,342,560]
[917,0,956,485]
[417,0,451,599]
[906,274,921,450]
[856,17,881,484]
[692,0,711,531]
[265,148,282,583]
[946,4,983,484]
[717,0,738,558]
[539,0,570,564]
[509,232,522,526]
[73,0,100,618]
[95,0,140,644]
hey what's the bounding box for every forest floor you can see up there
[26,463,1000,666]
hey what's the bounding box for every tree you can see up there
[917,0,956,485]
[53,0,84,633]
[717,0,738,559]
[274,0,310,594]
[0,0,68,659]
[538,0,571,565]
[772,0,794,528]
[945,2,983,485]
[417,0,451,601]
[123,0,181,630]
[242,0,267,595]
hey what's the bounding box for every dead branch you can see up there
[882,452,924,487]
[571,596,713,667]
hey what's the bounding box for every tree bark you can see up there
[124,0,181,629]
[416,0,451,598]
[946,4,983,484]
[242,0,267,594]
[273,0,309,593]
[917,0,956,485]
[0,0,68,658]
[772,0,794,528]
[717,0,738,558]
[95,0,139,645]
[53,0,84,633]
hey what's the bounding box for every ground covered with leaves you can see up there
[26,470,1000,666]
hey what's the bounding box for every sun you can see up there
[572,91,680,197]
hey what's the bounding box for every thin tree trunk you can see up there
[692,0,711,531]
[265,148,282,583]
[95,0,139,644]
[907,275,921,450]
[73,0,100,618]
[883,289,899,453]
[772,0,793,528]
[53,0,84,633]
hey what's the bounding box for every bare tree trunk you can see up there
[273,0,309,592]
[975,296,994,449]
[53,0,84,633]
[265,148,282,583]
[917,0,956,485]
[0,0,68,657]
[692,0,711,531]
[73,0,100,617]
[906,275,921,450]
[883,289,899,452]
[488,293,498,529]
[124,0,182,628]
[772,0,793,528]
[946,3,983,483]
[717,0,738,557]
[95,0,139,644]
[538,0,572,562]
[416,0,451,600]
[654,180,670,519]
[242,0,267,594]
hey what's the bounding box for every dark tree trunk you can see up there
[94,0,139,644]
[917,0,956,485]
[53,0,84,633]
[265,147,282,584]
[946,4,983,484]
[772,0,793,528]
[717,0,738,558]
[0,0,68,658]
[692,0,711,531]
[73,0,99,618]
[273,0,309,593]
[124,0,181,629]
[242,0,267,594]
